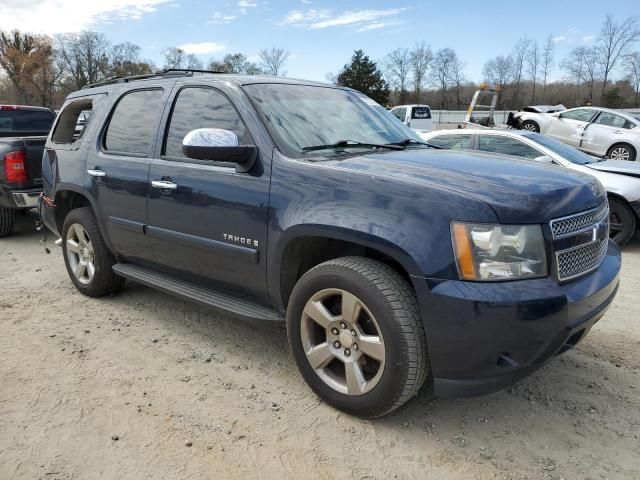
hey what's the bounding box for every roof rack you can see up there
[82,68,225,89]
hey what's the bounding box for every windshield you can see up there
[522,132,596,165]
[243,84,421,158]
[0,108,55,137]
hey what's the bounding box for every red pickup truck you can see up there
[0,105,56,237]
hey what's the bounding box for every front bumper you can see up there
[414,240,621,397]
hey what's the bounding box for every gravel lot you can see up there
[1,214,639,480]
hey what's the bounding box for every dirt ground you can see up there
[1,214,639,480]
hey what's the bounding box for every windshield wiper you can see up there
[388,138,443,149]
[302,139,405,152]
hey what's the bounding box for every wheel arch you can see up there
[272,225,423,311]
[607,142,637,160]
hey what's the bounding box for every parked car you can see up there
[40,71,620,418]
[509,106,640,161]
[422,129,640,245]
[390,104,433,134]
[0,104,56,237]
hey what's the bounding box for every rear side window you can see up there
[595,112,635,129]
[163,87,250,159]
[428,134,473,150]
[478,135,541,159]
[0,108,55,137]
[51,97,101,144]
[104,89,164,155]
[411,107,431,120]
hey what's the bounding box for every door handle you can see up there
[151,180,178,190]
[87,169,106,178]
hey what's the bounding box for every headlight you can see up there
[451,222,547,281]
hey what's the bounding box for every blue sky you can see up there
[1,0,639,82]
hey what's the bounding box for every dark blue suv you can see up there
[40,70,621,418]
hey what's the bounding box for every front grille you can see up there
[550,202,609,238]
[556,238,608,281]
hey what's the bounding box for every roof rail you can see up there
[82,68,225,89]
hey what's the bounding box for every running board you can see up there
[112,263,284,321]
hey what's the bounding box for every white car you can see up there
[422,128,640,245]
[390,104,433,134]
[510,106,640,162]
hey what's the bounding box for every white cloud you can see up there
[238,0,257,15]
[552,36,566,43]
[0,0,172,34]
[281,8,405,31]
[177,42,226,54]
[209,12,238,24]
[583,34,595,42]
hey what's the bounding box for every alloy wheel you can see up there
[300,288,385,395]
[66,223,95,285]
[610,147,631,161]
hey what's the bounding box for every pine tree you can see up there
[337,50,389,105]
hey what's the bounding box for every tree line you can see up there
[1,13,638,110]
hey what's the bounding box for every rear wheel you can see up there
[0,207,16,238]
[287,257,429,418]
[520,120,540,133]
[607,144,636,161]
[62,207,124,297]
[608,197,636,246]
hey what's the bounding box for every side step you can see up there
[112,263,284,321]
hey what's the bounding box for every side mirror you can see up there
[182,128,257,173]
[534,155,555,164]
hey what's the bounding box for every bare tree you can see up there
[482,55,513,108]
[430,48,456,109]
[541,35,554,102]
[385,48,411,104]
[259,47,289,76]
[526,40,540,103]
[185,54,203,70]
[208,53,262,75]
[626,51,640,107]
[163,47,186,69]
[56,31,111,90]
[409,41,432,102]
[597,15,640,102]
[449,53,466,109]
[511,38,531,108]
[109,42,151,77]
[562,46,599,104]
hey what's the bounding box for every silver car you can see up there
[422,128,640,245]
[510,106,640,162]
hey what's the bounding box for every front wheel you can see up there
[520,120,540,133]
[62,207,124,297]
[608,197,636,246]
[287,257,429,418]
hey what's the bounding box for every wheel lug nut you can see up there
[331,328,339,335]
[353,343,358,351]
[340,322,347,329]
[344,349,351,357]
[333,341,341,348]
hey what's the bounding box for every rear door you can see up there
[146,84,270,301]
[408,106,433,131]
[546,108,596,147]
[581,111,636,156]
[89,86,169,263]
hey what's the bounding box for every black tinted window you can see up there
[0,109,55,137]
[478,135,541,159]
[428,134,473,150]
[164,87,249,158]
[104,89,163,155]
[411,107,431,120]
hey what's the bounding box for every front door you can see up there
[146,85,270,301]
[89,87,167,264]
[546,108,596,147]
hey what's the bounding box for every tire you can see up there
[0,207,16,238]
[520,120,540,133]
[608,197,636,246]
[286,257,429,418]
[62,207,124,297]
[607,143,636,162]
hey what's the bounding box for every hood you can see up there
[332,149,605,224]
[522,104,566,113]
[587,159,640,178]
